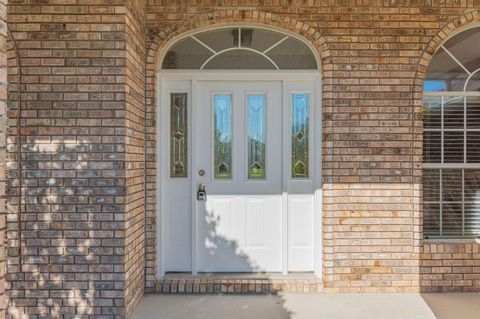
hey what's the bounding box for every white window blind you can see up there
[423,27,480,239]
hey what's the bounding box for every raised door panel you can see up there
[164,81,192,272]
[288,195,314,271]
[165,197,191,271]
[198,196,251,272]
[243,196,282,271]
[195,81,283,272]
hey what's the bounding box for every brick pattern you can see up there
[3,1,480,317]
[4,25,16,319]
[6,29,20,319]
[6,1,145,318]
[124,0,146,317]
[0,0,6,318]
[143,3,480,293]
[421,243,480,292]
[156,278,323,294]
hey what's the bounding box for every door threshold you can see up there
[155,272,323,294]
[163,272,317,280]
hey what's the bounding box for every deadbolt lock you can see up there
[197,183,207,201]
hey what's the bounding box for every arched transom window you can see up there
[161,27,318,70]
[423,26,480,239]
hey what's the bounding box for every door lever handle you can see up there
[197,183,207,201]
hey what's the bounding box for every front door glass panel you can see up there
[291,93,309,178]
[247,94,266,179]
[170,93,188,178]
[213,94,233,179]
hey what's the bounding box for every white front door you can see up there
[195,81,283,272]
[160,76,320,276]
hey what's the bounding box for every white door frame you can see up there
[156,70,323,278]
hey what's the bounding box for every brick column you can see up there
[6,1,145,317]
[124,0,146,316]
[0,0,7,318]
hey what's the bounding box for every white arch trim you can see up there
[200,47,280,70]
[425,26,480,95]
[158,25,321,70]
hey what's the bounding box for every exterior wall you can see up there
[421,242,480,292]
[0,1,6,318]
[124,0,146,316]
[6,1,145,318]
[144,3,480,293]
[2,1,480,318]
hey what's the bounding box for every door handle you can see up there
[197,183,207,201]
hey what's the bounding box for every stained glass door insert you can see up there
[213,94,233,179]
[291,93,309,178]
[247,95,266,179]
[170,93,188,178]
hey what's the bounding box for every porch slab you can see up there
[130,293,456,319]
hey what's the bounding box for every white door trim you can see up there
[191,79,199,275]
[156,71,323,278]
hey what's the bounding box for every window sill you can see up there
[422,238,480,244]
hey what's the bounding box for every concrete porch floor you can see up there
[131,293,480,319]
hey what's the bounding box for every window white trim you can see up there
[464,68,480,92]
[423,27,480,240]
[430,24,480,56]
[200,47,280,70]
[440,44,472,76]
[424,92,480,97]
[158,24,321,71]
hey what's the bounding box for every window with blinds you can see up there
[423,27,480,239]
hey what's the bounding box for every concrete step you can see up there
[155,273,323,294]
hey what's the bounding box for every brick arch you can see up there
[5,29,21,318]
[146,10,332,72]
[414,9,480,93]
[144,9,332,290]
[413,11,480,293]
[413,9,480,254]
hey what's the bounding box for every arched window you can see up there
[161,27,318,70]
[423,26,480,239]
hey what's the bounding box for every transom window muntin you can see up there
[423,26,480,239]
[424,26,480,93]
[162,27,318,70]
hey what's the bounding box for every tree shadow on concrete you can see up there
[156,200,296,318]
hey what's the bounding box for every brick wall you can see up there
[124,0,145,316]
[6,1,145,318]
[3,1,480,317]
[421,242,480,292]
[0,0,6,317]
[144,2,480,293]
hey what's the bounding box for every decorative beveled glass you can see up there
[291,93,309,178]
[247,95,266,179]
[170,93,188,178]
[213,95,233,179]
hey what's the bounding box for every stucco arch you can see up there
[143,9,333,290]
